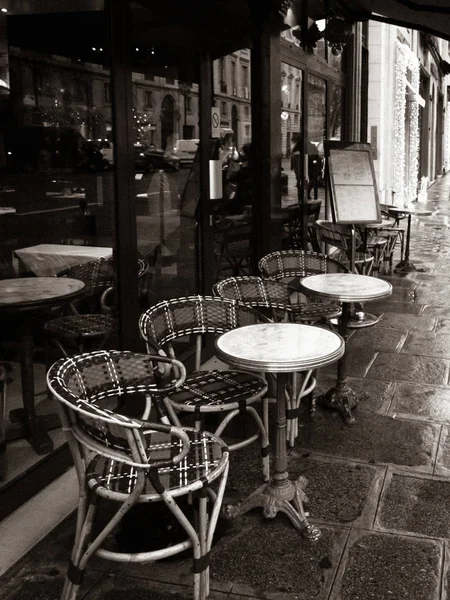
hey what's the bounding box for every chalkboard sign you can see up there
[325,141,381,224]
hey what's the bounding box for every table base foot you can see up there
[224,476,321,541]
[7,409,59,455]
[348,311,381,329]
[394,259,425,273]
[318,385,364,424]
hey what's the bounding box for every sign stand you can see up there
[325,141,382,329]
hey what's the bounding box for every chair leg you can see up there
[214,406,270,481]
[61,493,98,600]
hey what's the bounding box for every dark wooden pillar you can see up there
[198,50,214,294]
[108,0,140,349]
[250,3,283,262]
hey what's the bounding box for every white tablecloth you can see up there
[15,244,112,277]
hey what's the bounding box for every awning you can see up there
[307,0,450,42]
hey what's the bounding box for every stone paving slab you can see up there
[320,346,377,378]
[435,426,450,477]
[315,374,394,414]
[80,574,229,600]
[376,470,450,539]
[366,351,449,384]
[390,382,450,424]
[372,311,436,331]
[329,530,441,600]
[346,326,406,353]
[297,410,438,472]
[422,305,450,317]
[435,318,450,334]
[401,331,450,358]
[287,454,384,529]
[416,291,450,305]
[209,517,348,600]
[364,300,423,315]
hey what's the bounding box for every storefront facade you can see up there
[0,0,362,510]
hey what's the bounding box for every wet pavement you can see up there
[3,175,450,599]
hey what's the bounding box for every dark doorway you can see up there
[231,104,238,148]
[161,94,175,151]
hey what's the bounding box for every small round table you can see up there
[388,207,432,273]
[301,273,392,424]
[0,277,85,456]
[215,322,344,540]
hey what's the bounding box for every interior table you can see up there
[15,243,112,277]
[0,277,85,454]
[215,322,344,540]
[301,273,392,424]
[388,206,432,273]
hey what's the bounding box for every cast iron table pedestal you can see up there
[301,273,392,424]
[215,322,344,540]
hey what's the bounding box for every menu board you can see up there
[325,141,381,224]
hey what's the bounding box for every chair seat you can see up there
[291,301,341,322]
[87,428,225,499]
[168,369,267,412]
[44,314,116,338]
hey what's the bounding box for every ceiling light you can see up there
[1,8,7,13]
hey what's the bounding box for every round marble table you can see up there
[388,206,432,273]
[0,277,85,455]
[216,322,344,540]
[301,273,392,424]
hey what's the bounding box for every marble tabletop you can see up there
[15,244,112,277]
[301,273,392,303]
[388,206,432,216]
[215,322,344,373]
[0,277,85,310]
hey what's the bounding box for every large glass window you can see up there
[0,5,115,494]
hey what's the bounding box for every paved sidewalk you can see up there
[2,175,450,600]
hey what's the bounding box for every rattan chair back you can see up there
[139,295,264,359]
[258,248,350,283]
[213,275,293,311]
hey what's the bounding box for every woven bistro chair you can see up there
[44,255,148,357]
[212,276,316,447]
[47,350,229,600]
[314,220,376,275]
[258,249,348,326]
[139,296,270,481]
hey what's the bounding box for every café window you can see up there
[144,90,154,108]
[104,82,111,103]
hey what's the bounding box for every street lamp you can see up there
[179,81,192,138]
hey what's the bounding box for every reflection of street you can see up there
[281,158,326,209]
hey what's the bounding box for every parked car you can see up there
[134,145,178,172]
[164,138,199,167]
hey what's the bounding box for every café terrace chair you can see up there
[281,200,322,252]
[258,249,348,326]
[213,217,253,279]
[212,275,317,447]
[44,255,148,358]
[314,220,376,275]
[139,295,270,481]
[47,350,229,600]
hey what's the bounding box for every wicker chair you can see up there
[139,296,269,481]
[44,255,148,357]
[47,350,229,600]
[258,249,347,325]
[213,217,253,279]
[212,276,316,447]
[314,220,376,275]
